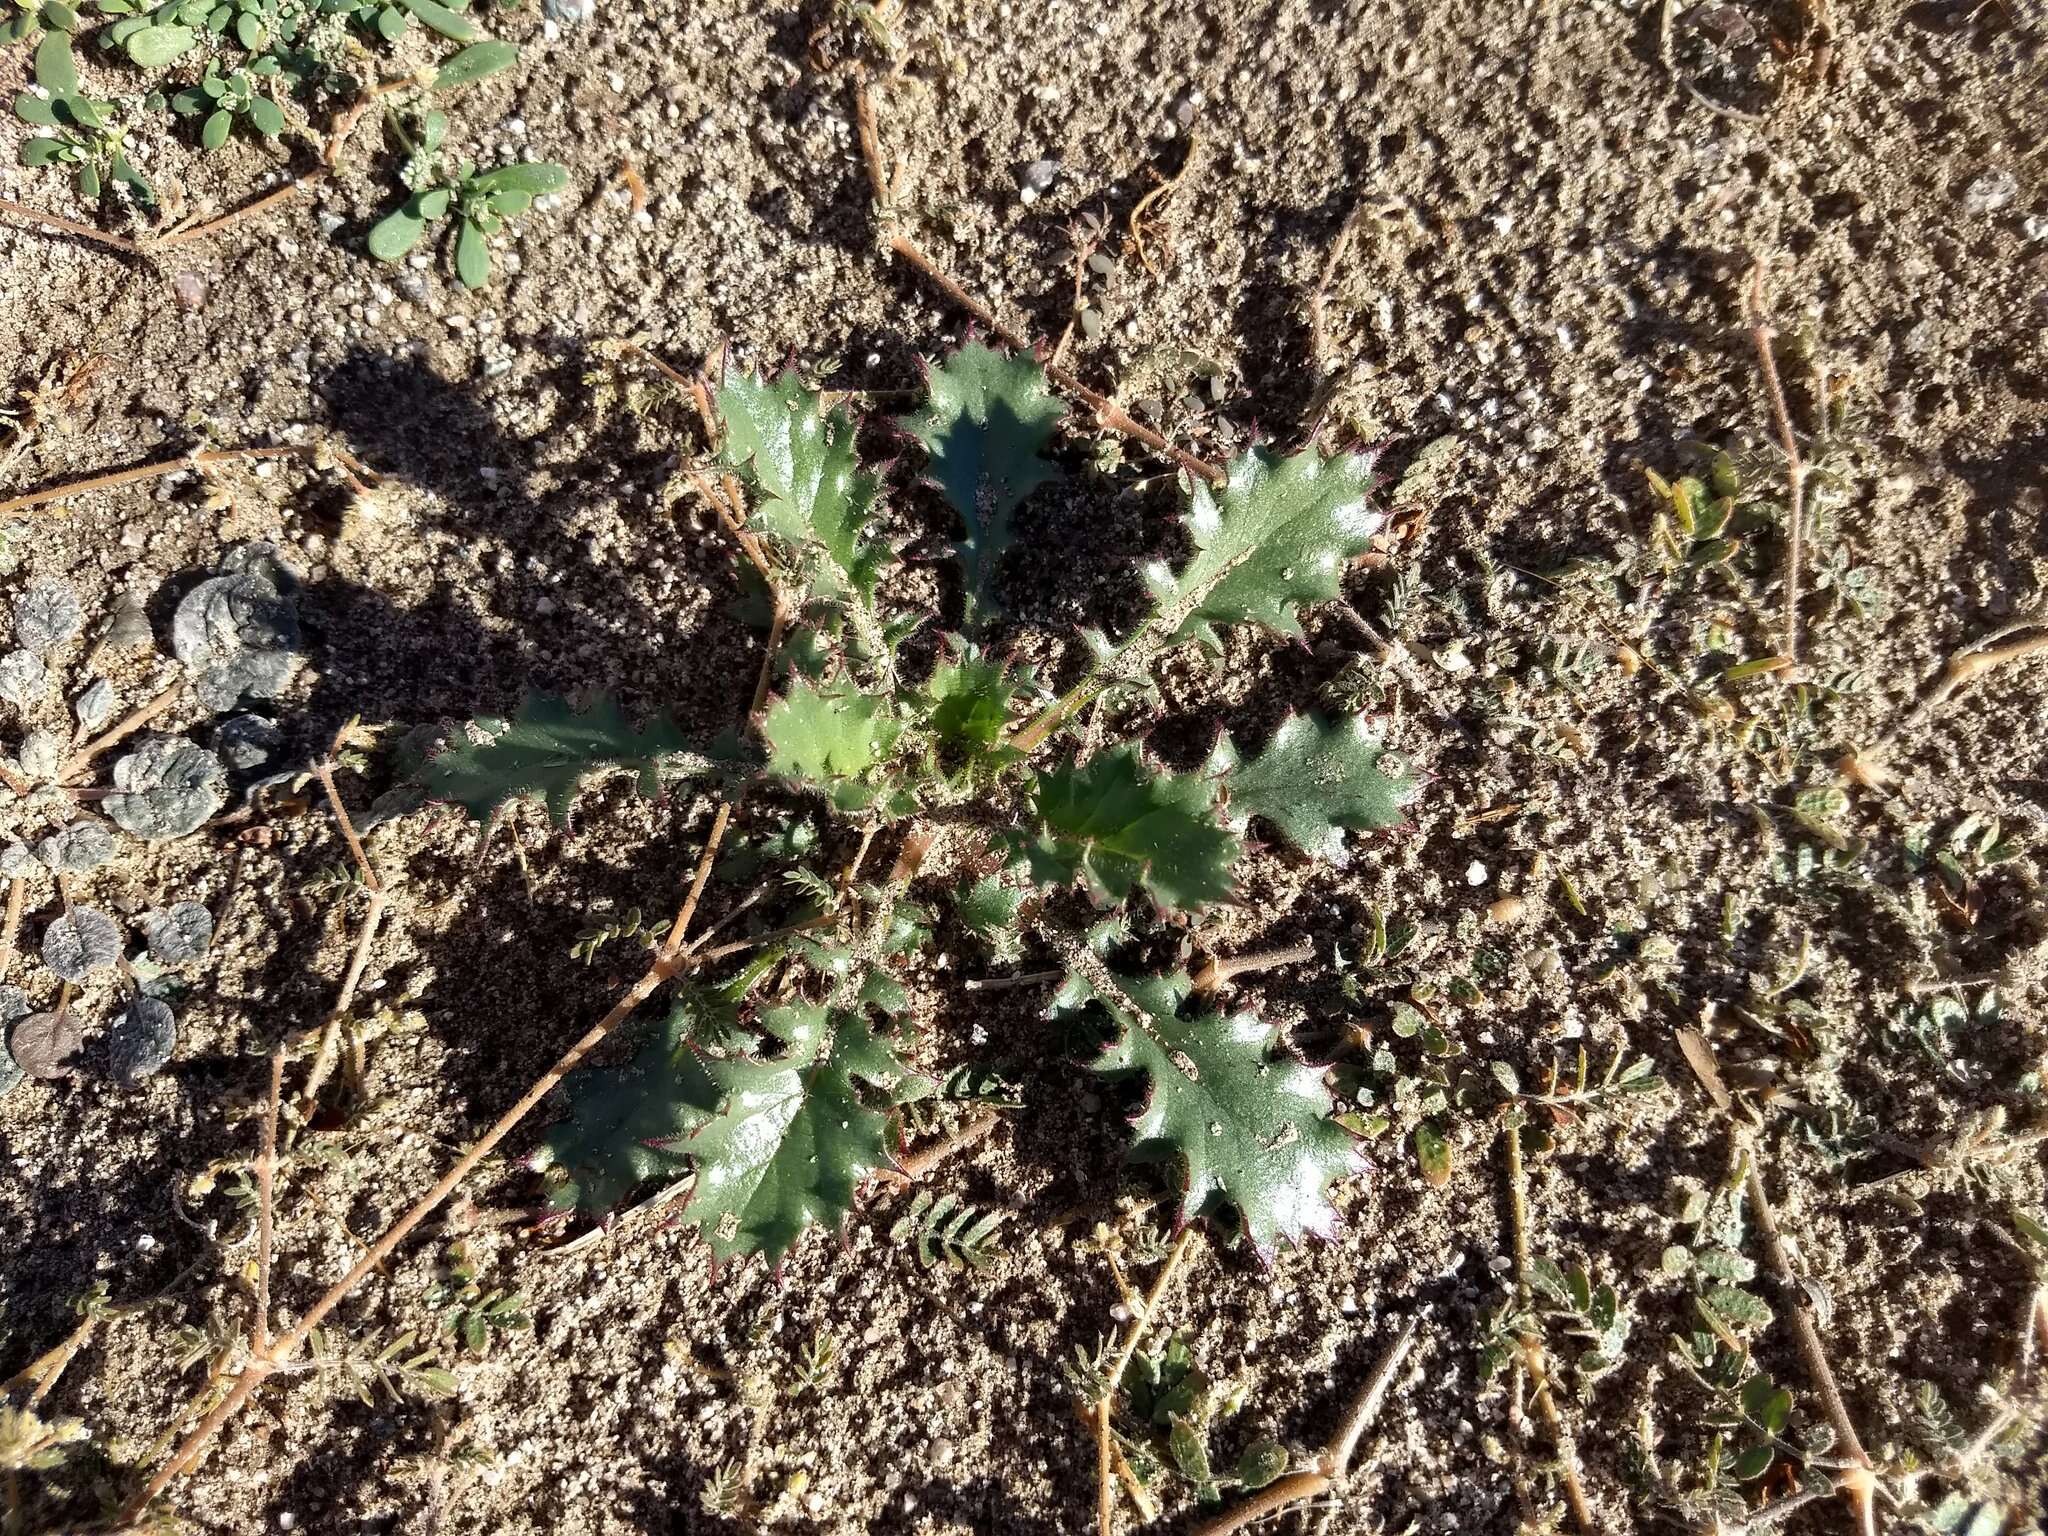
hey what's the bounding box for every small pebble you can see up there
[1962,168,2018,216]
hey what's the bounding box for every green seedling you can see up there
[322,0,477,43]
[171,58,285,147]
[1,0,82,44]
[368,116,568,288]
[13,33,152,203]
[366,342,1428,1268]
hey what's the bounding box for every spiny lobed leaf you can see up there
[1144,447,1384,650]
[762,678,907,813]
[677,1003,930,1267]
[535,998,702,1216]
[1208,712,1418,865]
[895,341,1065,622]
[1062,962,1362,1258]
[422,692,700,824]
[717,367,889,601]
[1022,745,1239,912]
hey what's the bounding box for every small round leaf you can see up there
[12,573,82,651]
[43,907,123,981]
[9,1009,82,1078]
[110,995,177,1083]
[142,901,214,965]
[0,648,47,707]
[105,735,227,841]
[36,820,115,873]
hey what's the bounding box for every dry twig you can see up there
[1503,1119,1597,1533]
[252,1052,284,1358]
[0,441,378,521]
[1744,263,1807,672]
[1187,1314,1420,1536]
[291,746,392,1133]
[1094,1227,1200,1534]
[851,77,1223,488]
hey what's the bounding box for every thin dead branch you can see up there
[1188,1314,1420,1536]
[0,441,379,521]
[1094,1227,1200,1535]
[252,1052,283,1358]
[1742,1146,1878,1536]
[1744,262,1807,672]
[1502,1119,1597,1533]
[291,746,392,1135]
[851,77,1224,488]
[61,677,183,780]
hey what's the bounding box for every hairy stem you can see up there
[1505,1119,1597,1534]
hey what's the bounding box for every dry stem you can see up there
[1094,1227,1199,1535]
[252,1052,283,1357]
[0,876,22,983]
[1191,940,1315,995]
[851,78,1223,488]
[1504,1119,1597,1534]
[0,442,379,521]
[292,752,391,1132]
[1741,1146,1878,1536]
[876,1109,1002,1189]
[63,677,184,780]
[1898,616,2048,735]
[1188,1314,1420,1536]
[1744,263,1807,672]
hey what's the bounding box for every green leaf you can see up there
[1730,1444,1775,1482]
[15,90,59,127]
[21,136,66,168]
[453,215,489,287]
[432,39,518,89]
[895,340,1064,622]
[471,159,566,196]
[400,0,475,39]
[535,997,702,1215]
[201,107,230,149]
[919,646,1022,769]
[367,194,433,261]
[1741,1375,1792,1437]
[247,94,282,136]
[124,22,195,64]
[716,367,889,603]
[34,29,77,96]
[1701,1284,1773,1333]
[1207,712,1417,865]
[762,678,903,812]
[1070,966,1362,1257]
[1023,745,1239,912]
[676,1003,930,1268]
[953,875,1027,964]
[1144,447,1383,650]
[1414,1120,1451,1187]
[420,692,697,824]
[1234,1440,1288,1490]
[232,7,257,45]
